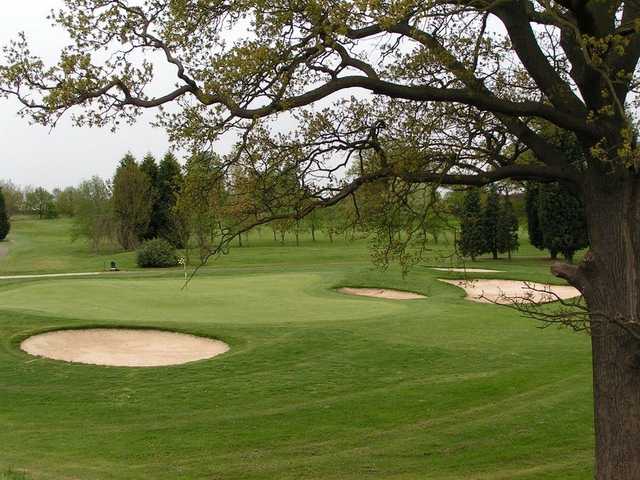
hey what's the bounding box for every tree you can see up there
[156,152,183,246]
[71,176,114,253]
[175,152,226,262]
[0,180,24,217]
[457,188,484,261]
[525,184,546,254]
[538,183,589,263]
[112,154,152,250]
[496,194,519,260]
[0,187,10,241]
[482,187,501,260]
[25,187,56,219]
[140,153,161,239]
[5,1,640,475]
[54,187,77,217]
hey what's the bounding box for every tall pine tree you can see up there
[496,193,519,259]
[0,187,10,241]
[458,188,484,261]
[525,183,545,252]
[482,187,501,259]
[156,152,184,246]
[140,153,160,239]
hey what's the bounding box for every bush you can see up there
[136,238,178,268]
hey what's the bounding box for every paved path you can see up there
[0,272,105,280]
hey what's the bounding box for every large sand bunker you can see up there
[432,267,503,273]
[21,329,229,367]
[439,279,580,304]
[338,287,426,300]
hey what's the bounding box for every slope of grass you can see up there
[0,217,593,479]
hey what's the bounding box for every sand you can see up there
[338,287,426,300]
[439,279,580,304]
[21,329,229,367]
[432,267,503,273]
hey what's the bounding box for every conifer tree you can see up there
[525,184,545,252]
[0,187,10,241]
[497,194,519,259]
[482,187,501,259]
[538,183,588,263]
[140,153,160,239]
[457,188,484,261]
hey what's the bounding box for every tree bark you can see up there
[555,176,640,479]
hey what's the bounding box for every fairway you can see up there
[0,248,594,479]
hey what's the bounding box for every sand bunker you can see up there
[338,287,425,300]
[432,267,503,273]
[439,279,580,304]
[21,328,229,367]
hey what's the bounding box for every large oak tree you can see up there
[2,1,640,477]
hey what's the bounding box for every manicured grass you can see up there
[0,217,593,479]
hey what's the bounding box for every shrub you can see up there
[136,238,178,268]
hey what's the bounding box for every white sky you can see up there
[0,2,176,190]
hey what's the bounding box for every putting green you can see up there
[0,273,404,325]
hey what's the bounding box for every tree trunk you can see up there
[311,223,316,242]
[553,176,640,479]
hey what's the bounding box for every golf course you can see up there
[0,217,593,479]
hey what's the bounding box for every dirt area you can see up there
[0,242,8,257]
[338,287,426,300]
[21,329,229,367]
[432,267,503,273]
[439,279,580,304]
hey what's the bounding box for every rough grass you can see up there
[0,217,593,479]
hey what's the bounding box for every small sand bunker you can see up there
[21,328,229,367]
[338,287,425,300]
[440,279,580,304]
[432,267,503,273]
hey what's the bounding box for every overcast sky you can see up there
[0,2,177,190]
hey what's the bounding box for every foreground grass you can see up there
[0,218,593,479]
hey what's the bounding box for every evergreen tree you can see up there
[0,187,10,241]
[497,194,519,259]
[457,188,484,261]
[156,152,183,246]
[538,182,588,262]
[525,183,545,251]
[140,153,161,239]
[482,187,501,259]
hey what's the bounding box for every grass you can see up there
[0,217,593,479]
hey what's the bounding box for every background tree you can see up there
[482,187,500,260]
[0,187,10,241]
[5,0,640,475]
[496,193,519,260]
[525,184,546,254]
[112,154,152,250]
[54,186,77,217]
[71,176,114,253]
[175,152,227,262]
[0,180,24,217]
[538,183,589,263]
[458,188,484,261]
[25,187,56,219]
[140,153,160,239]
[156,152,183,246]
